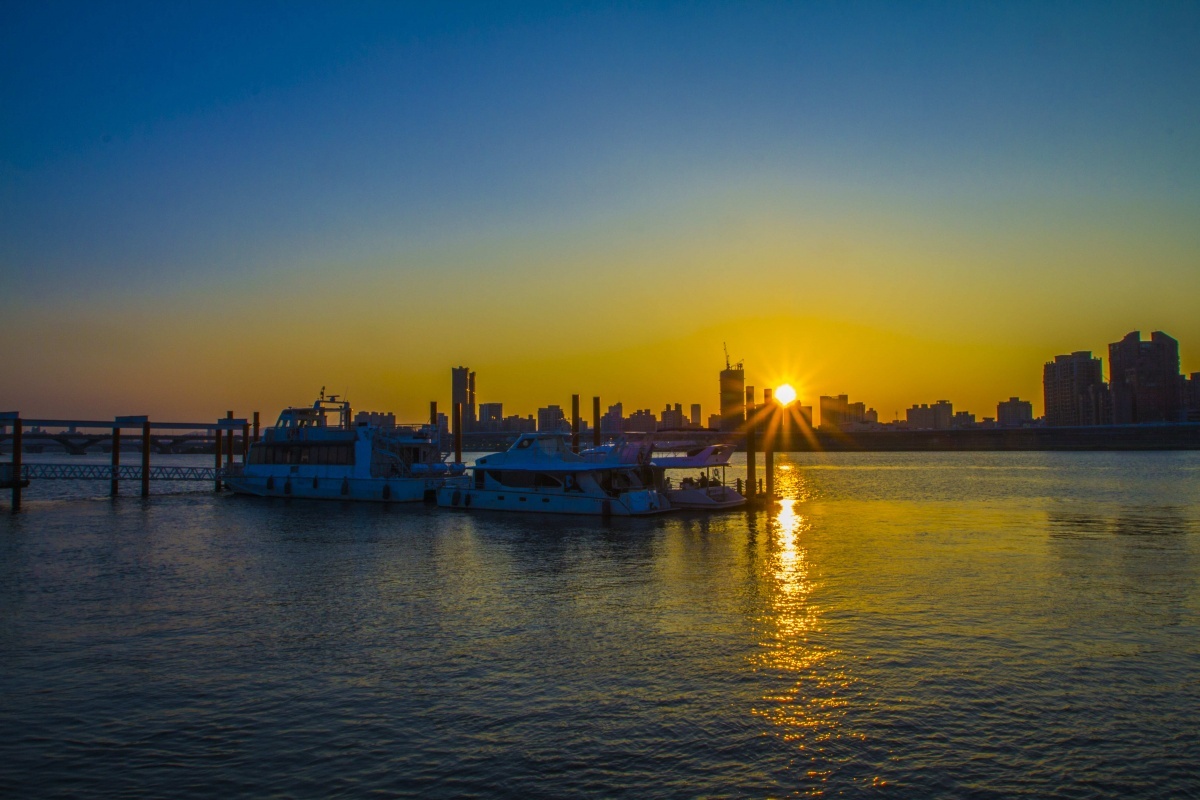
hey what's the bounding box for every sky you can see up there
[3,1,1199,424]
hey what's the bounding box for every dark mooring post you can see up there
[225,411,234,470]
[11,417,22,512]
[252,411,261,443]
[453,402,463,464]
[141,420,151,497]
[111,424,121,497]
[214,422,223,492]
[571,394,580,454]
[592,396,601,447]
[744,387,756,501]
[242,421,250,460]
[763,388,775,502]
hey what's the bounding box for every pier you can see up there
[2,413,252,511]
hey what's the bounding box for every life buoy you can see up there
[464,493,472,507]
[451,489,461,507]
[312,477,319,490]
[266,476,275,491]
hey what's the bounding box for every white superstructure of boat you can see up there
[227,392,466,502]
[436,433,668,516]
[650,441,746,510]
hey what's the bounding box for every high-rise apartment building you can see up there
[660,403,686,430]
[997,397,1034,427]
[477,402,503,431]
[719,365,745,432]
[690,404,702,427]
[537,405,568,433]
[907,401,953,430]
[1109,331,1183,424]
[1043,351,1107,426]
[451,366,476,431]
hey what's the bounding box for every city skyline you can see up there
[3,4,1198,421]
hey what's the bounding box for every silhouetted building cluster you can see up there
[819,395,876,430]
[1044,331,1196,426]
[997,397,1034,427]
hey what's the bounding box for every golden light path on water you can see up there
[750,461,865,793]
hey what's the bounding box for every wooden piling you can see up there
[242,421,250,460]
[453,402,462,464]
[11,417,21,512]
[141,420,151,497]
[111,425,120,497]
[593,396,601,447]
[744,387,756,500]
[764,388,775,501]
[253,411,260,443]
[571,394,580,454]
[225,411,234,469]
[214,424,223,492]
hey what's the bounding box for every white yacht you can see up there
[227,393,466,502]
[651,441,746,510]
[437,433,668,516]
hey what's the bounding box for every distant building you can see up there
[997,397,1034,428]
[707,413,722,431]
[719,365,745,432]
[601,403,624,434]
[952,411,976,428]
[690,404,702,427]
[1188,373,1200,422]
[502,415,536,433]
[1109,331,1184,423]
[819,395,875,430]
[626,409,657,434]
[354,410,395,429]
[907,401,952,430]
[451,366,476,431]
[1043,351,1108,426]
[537,405,568,433]
[477,402,503,432]
[660,403,686,430]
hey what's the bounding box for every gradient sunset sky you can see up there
[3,2,1198,423]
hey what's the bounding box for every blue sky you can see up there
[3,2,1198,419]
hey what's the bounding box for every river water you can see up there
[2,452,1198,797]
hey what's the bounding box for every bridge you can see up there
[3,412,256,511]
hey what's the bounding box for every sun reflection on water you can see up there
[750,466,860,789]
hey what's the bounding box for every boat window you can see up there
[516,438,533,449]
[534,472,563,488]
[495,470,535,488]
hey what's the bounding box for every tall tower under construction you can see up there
[719,348,745,433]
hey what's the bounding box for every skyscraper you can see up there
[1043,351,1107,426]
[1109,331,1183,424]
[451,366,476,431]
[719,364,744,432]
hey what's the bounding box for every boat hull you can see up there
[665,485,746,510]
[228,474,442,502]
[435,486,669,516]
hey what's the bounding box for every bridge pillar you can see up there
[764,389,775,502]
[214,423,223,491]
[593,396,601,447]
[111,426,120,496]
[142,421,151,497]
[225,411,234,470]
[571,394,580,454]
[11,417,21,512]
[745,387,756,501]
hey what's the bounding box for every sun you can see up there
[775,383,797,406]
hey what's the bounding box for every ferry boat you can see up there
[227,392,466,502]
[436,433,668,516]
[650,442,746,510]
